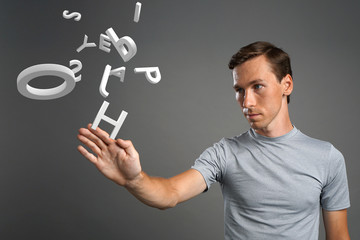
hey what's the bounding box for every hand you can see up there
[77,124,142,186]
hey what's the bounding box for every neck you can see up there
[254,101,293,138]
[254,120,293,138]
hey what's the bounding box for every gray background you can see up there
[1,0,359,239]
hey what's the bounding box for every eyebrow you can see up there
[233,79,265,89]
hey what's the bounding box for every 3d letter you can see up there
[106,28,137,62]
[77,35,96,52]
[99,65,126,98]
[69,59,82,82]
[92,101,128,139]
[17,64,76,100]
[110,66,126,82]
[99,65,111,98]
[134,67,161,84]
[134,2,142,23]
[99,33,111,53]
[63,10,81,21]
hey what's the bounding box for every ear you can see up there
[281,74,293,96]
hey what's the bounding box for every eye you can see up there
[254,84,263,90]
[235,88,244,93]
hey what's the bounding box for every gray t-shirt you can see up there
[192,126,350,240]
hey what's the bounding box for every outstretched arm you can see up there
[77,124,206,210]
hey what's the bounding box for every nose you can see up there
[242,90,256,108]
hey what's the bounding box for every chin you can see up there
[249,122,260,129]
[249,121,266,130]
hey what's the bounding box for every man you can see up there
[77,41,350,239]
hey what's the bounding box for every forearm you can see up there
[124,171,179,210]
[77,126,192,209]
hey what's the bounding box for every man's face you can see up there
[232,55,291,134]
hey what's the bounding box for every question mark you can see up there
[63,10,81,21]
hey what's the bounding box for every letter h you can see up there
[92,101,128,139]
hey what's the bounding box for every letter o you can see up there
[17,64,76,100]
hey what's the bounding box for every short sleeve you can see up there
[320,145,350,211]
[191,138,227,190]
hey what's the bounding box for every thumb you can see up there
[116,139,138,157]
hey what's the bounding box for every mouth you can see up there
[242,108,261,120]
[245,113,261,120]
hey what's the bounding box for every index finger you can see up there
[88,123,114,145]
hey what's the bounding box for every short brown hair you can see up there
[228,41,292,103]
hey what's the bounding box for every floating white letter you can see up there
[134,67,161,84]
[106,28,137,62]
[77,35,97,53]
[99,65,126,98]
[92,101,128,139]
[17,64,76,100]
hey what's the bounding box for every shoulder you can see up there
[196,131,251,159]
[223,130,252,147]
[295,130,332,147]
[201,130,251,150]
[295,130,345,166]
[293,130,334,153]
